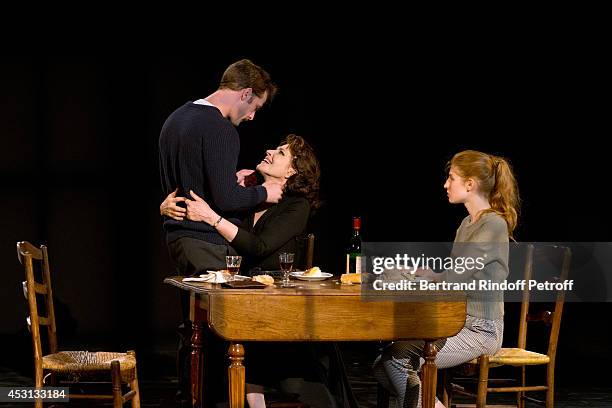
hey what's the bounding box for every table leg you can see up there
[421,340,438,408]
[228,343,245,408]
[190,320,204,408]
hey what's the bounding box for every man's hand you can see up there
[185,190,217,225]
[236,169,256,187]
[160,188,187,221]
[262,181,283,203]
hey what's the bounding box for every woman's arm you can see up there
[230,198,310,258]
[186,191,310,259]
[185,190,239,242]
[160,188,187,220]
[415,268,443,282]
[438,215,509,282]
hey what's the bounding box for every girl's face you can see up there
[256,144,296,180]
[444,167,470,204]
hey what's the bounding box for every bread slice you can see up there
[340,273,362,284]
[252,275,274,286]
[303,266,322,277]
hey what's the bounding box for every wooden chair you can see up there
[17,241,141,408]
[443,244,572,408]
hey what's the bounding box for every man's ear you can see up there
[240,88,253,101]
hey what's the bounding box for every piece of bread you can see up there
[341,273,362,284]
[303,266,322,277]
[252,275,274,286]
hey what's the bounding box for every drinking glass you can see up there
[225,255,242,281]
[279,252,295,287]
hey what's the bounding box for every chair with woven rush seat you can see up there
[17,241,140,408]
[443,244,572,408]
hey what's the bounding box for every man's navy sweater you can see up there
[159,102,267,244]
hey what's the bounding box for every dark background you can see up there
[1,46,610,387]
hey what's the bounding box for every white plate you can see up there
[289,271,333,281]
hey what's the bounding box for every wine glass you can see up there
[225,255,242,281]
[279,252,295,287]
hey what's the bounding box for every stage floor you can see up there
[1,343,610,407]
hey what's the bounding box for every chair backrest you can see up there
[295,233,315,270]
[16,241,58,381]
[517,244,571,363]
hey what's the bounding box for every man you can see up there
[160,59,282,273]
[158,59,282,406]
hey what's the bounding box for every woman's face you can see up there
[444,167,470,204]
[256,144,296,180]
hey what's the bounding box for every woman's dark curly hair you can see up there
[282,134,321,209]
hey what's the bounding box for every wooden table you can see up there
[164,276,466,408]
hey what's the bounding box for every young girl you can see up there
[374,150,520,408]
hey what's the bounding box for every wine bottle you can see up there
[346,216,362,274]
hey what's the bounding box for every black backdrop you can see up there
[1,50,610,386]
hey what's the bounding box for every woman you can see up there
[161,133,320,272]
[162,134,339,408]
[374,150,519,408]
